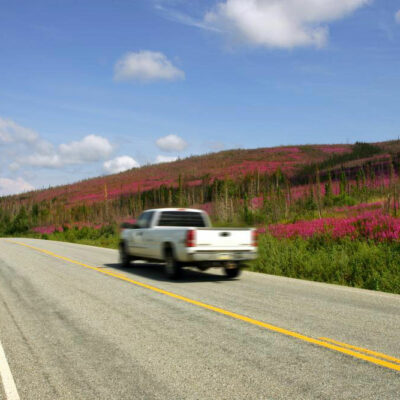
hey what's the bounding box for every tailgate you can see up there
[195,229,252,248]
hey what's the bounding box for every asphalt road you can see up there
[0,238,399,400]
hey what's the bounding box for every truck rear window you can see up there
[157,211,206,227]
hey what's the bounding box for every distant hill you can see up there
[1,140,398,234]
[7,143,356,206]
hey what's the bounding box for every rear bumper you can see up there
[185,250,257,263]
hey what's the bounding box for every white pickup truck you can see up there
[119,208,257,279]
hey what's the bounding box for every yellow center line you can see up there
[318,337,400,365]
[6,239,400,373]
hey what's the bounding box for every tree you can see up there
[340,170,347,196]
[8,207,30,235]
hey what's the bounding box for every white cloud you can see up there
[0,117,115,170]
[0,177,35,196]
[204,0,370,48]
[114,51,185,82]
[23,154,62,168]
[0,117,38,144]
[396,10,400,24]
[23,135,113,168]
[155,155,178,163]
[59,135,113,163]
[103,156,139,174]
[156,134,187,152]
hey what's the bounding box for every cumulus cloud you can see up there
[114,51,185,82]
[155,155,178,163]
[0,177,34,196]
[59,135,113,163]
[0,117,122,192]
[0,117,114,171]
[23,135,114,168]
[24,154,62,168]
[204,0,370,48]
[396,10,400,23]
[103,156,139,174]
[0,117,38,144]
[156,134,187,152]
[0,117,115,170]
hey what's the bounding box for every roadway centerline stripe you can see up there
[318,337,400,365]
[6,240,400,373]
[0,338,20,400]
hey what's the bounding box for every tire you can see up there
[164,249,182,279]
[120,242,131,268]
[224,263,242,278]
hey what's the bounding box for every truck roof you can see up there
[144,208,205,213]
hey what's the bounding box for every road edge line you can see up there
[0,339,20,400]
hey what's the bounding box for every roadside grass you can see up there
[16,225,120,250]
[250,234,400,294]
[51,225,120,249]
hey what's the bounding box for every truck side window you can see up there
[136,211,154,229]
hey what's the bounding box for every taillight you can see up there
[252,230,258,247]
[186,229,196,247]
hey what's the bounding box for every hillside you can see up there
[8,144,353,206]
[0,140,398,235]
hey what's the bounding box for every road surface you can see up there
[0,238,399,399]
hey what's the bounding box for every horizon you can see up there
[1,0,400,195]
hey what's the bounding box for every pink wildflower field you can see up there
[267,210,400,242]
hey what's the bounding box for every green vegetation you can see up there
[45,225,119,249]
[4,225,120,250]
[295,142,383,184]
[251,234,400,294]
[0,206,30,236]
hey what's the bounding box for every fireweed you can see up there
[267,210,400,242]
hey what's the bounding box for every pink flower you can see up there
[268,210,400,242]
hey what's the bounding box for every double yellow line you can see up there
[6,240,400,373]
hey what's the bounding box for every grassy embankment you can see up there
[253,234,400,294]
[33,225,119,249]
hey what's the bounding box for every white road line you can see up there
[0,339,20,400]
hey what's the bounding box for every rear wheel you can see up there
[224,262,242,278]
[165,249,182,279]
[120,243,131,268]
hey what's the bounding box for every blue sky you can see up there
[0,0,400,195]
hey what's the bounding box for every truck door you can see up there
[129,211,154,258]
